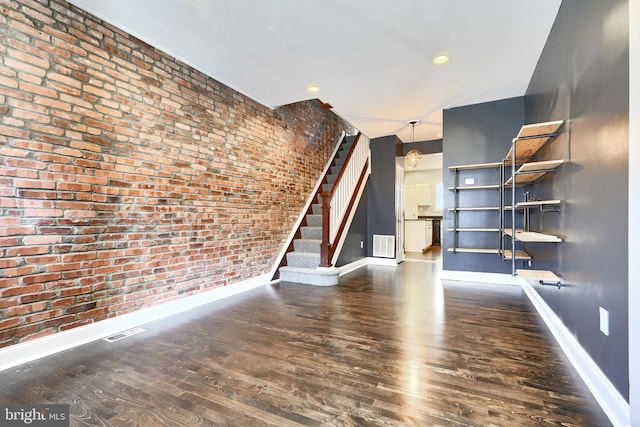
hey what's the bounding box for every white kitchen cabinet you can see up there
[404,220,433,252]
[425,220,433,248]
[405,183,432,220]
[416,183,432,206]
[404,184,418,219]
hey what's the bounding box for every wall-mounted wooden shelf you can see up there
[504,249,532,260]
[504,120,564,160]
[448,184,500,191]
[449,162,502,170]
[448,228,500,232]
[448,207,500,211]
[515,199,561,208]
[504,160,564,186]
[504,229,562,243]
[517,269,560,283]
[447,248,500,254]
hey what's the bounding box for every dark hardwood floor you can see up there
[0,262,611,426]
[404,245,443,262]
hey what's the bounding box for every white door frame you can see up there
[629,1,638,424]
[395,161,405,263]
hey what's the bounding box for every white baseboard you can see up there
[338,258,369,276]
[366,257,398,267]
[520,279,630,427]
[440,269,520,286]
[0,274,272,372]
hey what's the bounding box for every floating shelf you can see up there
[448,207,500,211]
[504,160,564,186]
[517,269,560,283]
[515,199,561,208]
[448,228,500,232]
[448,184,500,191]
[503,249,532,260]
[447,248,500,254]
[449,162,502,170]
[504,120,564,160]
[504,229,562,243]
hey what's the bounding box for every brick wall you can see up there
[0,0,354,347]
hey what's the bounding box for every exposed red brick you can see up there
[21,291,58,304]
[20,327,57,342]
[6,245,50,256]
[0,0,353,345]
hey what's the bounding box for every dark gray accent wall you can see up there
[367,136,402,257]
[442,97,524,273]
[403,139,443,156]
[335,183,368,267]
[524,0,629,399]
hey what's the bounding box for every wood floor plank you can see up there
[0,263,611,426]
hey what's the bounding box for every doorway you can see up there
[402,152,443,262]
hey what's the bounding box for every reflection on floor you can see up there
[404,245,442,262]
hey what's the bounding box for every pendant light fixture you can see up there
[405,120,422,169]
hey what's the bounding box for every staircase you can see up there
[278,136,356,286]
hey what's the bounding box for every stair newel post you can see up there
[320,191,332,267]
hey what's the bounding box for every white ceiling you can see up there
[67,0,562,143]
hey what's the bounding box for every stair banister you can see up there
[320,133,370,267]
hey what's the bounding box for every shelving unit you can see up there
[504,120,564,277]
[446,120,565,281]
[448,162,503,255]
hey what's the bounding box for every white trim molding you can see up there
[628,0,639,425]
[338,258,369,276]
[440,269,520,286]
[0,274,271,373]
[366,257,399,267]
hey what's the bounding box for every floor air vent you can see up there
[373,234,395,258]
[103,327,145,343]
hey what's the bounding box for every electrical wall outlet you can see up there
[464,178,475,185]
[599,307,610,336]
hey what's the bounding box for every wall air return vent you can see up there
[372,235,395,258]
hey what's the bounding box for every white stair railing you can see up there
[320,133,370,267]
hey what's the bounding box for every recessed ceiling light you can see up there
[433,54,450,65]
[307,84,320,93]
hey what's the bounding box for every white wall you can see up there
[629,1,639,425]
